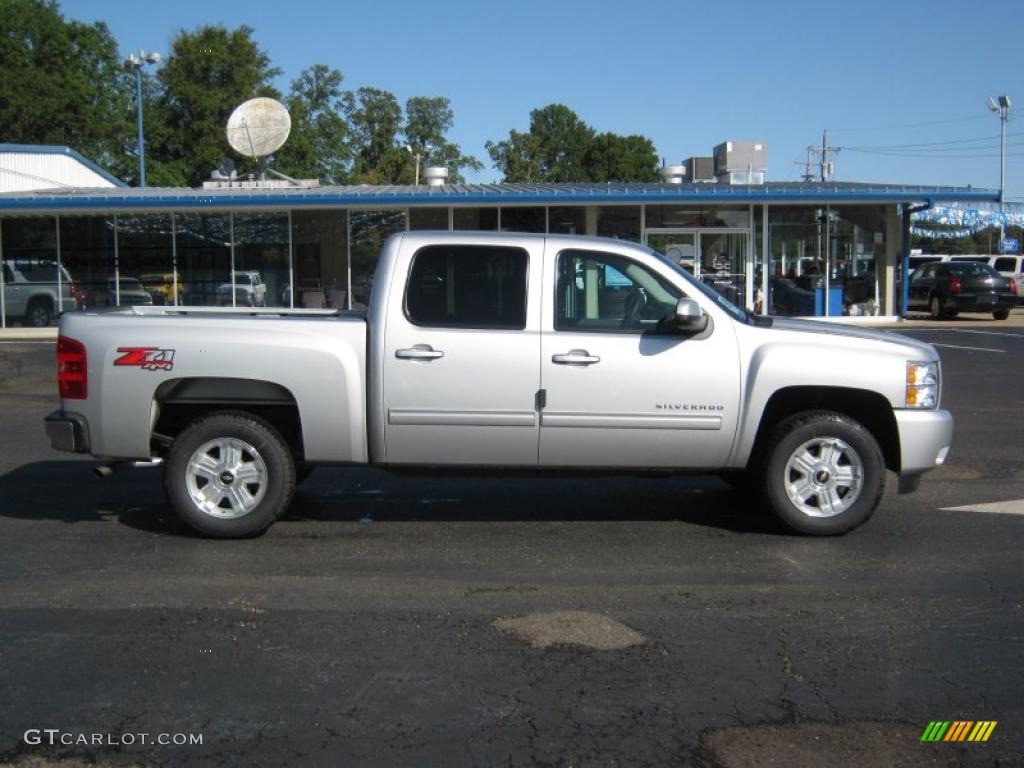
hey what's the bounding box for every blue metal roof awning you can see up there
[0,181,1000,213]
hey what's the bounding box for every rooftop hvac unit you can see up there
[683,157,715,182]
[713,141,766,184]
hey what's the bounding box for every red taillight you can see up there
[1011,277,1018,295]
[949,276,962,294]
[57,336,87,399]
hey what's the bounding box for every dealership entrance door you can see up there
[645,228,751,309]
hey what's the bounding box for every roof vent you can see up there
[661,164,686,184]
[424,166,449,187]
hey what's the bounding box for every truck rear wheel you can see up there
[756,411,884,535]
[164,411,295,538]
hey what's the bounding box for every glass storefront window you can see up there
[59,216,116,310]
[597,206,640,241]
[349,210,406,308]
[549,207,585,235]
[233,213,290,308]
[452,207,498,231]
[646,205,748,229]
[409,207,449,230]
[175,214,231,307]
[500,207,545,233]
[118,215,175,306]
[766,206,883,317]
[292,210,348,309]
[1,216,65,326]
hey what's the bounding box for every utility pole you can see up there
[805,131,841,182]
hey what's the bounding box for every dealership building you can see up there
[0,143,1001,326]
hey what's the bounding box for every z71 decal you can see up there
[114,347,175,371]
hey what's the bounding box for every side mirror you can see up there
[665,297,708,333]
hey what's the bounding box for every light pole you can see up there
[405,143,433,185]
[124,50,161,187]
[987,94,1012,205]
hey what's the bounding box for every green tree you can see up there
[0,0,133,180]
[584,133,660,183]
[148,24,280,186]
[275,64,351,184]
[487,104,595,183]
[343,87,405,184]
[404,96,482,184]
[487,104,660,183]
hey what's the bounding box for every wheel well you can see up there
[750,386,900,472]
[27,294,53,310]
[152,378,304,460]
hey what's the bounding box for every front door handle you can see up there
[395,344,444,361]
[551,349,600,366]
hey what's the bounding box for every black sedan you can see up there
[908,261,1017,320]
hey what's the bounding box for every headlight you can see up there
[906,361,939,408]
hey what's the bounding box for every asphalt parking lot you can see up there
[0,320,1022,767]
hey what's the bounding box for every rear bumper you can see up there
[44,410,91,453]
[894,409,953,489]
[948,294,1016,312]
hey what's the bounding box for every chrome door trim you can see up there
[388,409,538,427]
[541,412,722,430]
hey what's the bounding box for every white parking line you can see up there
[940,499,1024,515]
[900,328,1024,339]
[928,343,1005,353]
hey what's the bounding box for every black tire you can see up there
[24,298,52,327]
[755,410,885,535]
[928,295,944,320]
[993,309,1010,320]
[164,411,295,538]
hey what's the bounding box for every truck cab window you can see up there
[405,245,528,329]
[555,249,682,332]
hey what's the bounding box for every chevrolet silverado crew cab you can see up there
[44,232,952,538]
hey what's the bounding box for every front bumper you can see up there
[44,410,91,453]
[894,409,953,491]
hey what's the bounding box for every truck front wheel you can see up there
[164,411,295,538]
[757,411,885,535]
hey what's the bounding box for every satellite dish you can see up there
[226,97,291,158]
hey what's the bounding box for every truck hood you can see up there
[768,317,939,358]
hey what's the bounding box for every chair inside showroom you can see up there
[327,289,347,309]
[302,290,326,309]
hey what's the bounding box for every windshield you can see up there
[651,248,750,323]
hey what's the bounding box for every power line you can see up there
[844,131,1024,151]
[829,112,992,133]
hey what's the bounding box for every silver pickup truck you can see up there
[44,231,952,538]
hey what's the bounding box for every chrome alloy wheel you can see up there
[783,437,864,518]
[184,438,268,519]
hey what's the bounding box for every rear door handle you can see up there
[551,349,600,366]
[395,344,444,361]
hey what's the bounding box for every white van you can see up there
[989,254,1023,303]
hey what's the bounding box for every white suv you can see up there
[2,260,77,327]
[990,255,1023,304]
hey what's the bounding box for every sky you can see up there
[62,0,1024,198]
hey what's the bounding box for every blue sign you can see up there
[1002,238,1019,254]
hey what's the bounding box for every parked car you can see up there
[908,261,1017,319]
[216,271,266,306]
[86,277,154,308]
[139,273,182,306]
[989,255,1024,305]
[2,259,77,327]
[46,231,953,539]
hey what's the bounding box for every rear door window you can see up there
[405,244,528,329]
